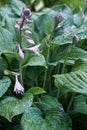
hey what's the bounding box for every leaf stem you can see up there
[61,44,73,74]
[43,45,50,90]
[19,59,23,86]
[66,93,76,112]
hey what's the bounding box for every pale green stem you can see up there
[66,93,76,112]
[61,44,73,74]
[43,45,50,90]
[19,59,23,86]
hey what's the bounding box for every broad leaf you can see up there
[21,104,71,130]
[0,76,11,97]
[72,95,87,115]
[28,87,46,95]
[50,46,87,66]
[0,27,15,52]
[0,93,33,121]
[54,71,87,94]
[23,54,46,67]
[11,0,26,16]
[72,59,87,72]
[0,57,8,71]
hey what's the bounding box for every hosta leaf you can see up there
[21,107,71,130]
[23,54,46,67]
[0,27,15,52]
[0,57,8,70]
[54,71,87,94]
[11,0,26,16]
[28,87,46,95]
[0,93,33,121]
[35,95,63,112]
[50,46,87,66]
[72,60,87,72]
[72,95,87,115]
[35,13,55,36]
[0,76,11,97]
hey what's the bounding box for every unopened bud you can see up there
[72,35,80,43]
[22,8,31,19]
[55,12,63,24]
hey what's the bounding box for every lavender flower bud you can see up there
[55,12,63,24]
[22,8,31,19]
[72,35,79,43]
[23,44,40,55]
[23,36,35,44]
[18,44,24,59]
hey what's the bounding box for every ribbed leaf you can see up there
[72,60,87,72]
[54,71,87,94]
[0,76,11,97]
[0,93,33,121]
[72,95,87,115]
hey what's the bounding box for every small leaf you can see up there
[28,87,46,95]
[0,76,11,97]
[0,93,33,121]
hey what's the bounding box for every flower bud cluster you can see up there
[14,8,40,94]
[15,7,40,59]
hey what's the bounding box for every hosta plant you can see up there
[0,0,87,130]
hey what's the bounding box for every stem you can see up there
[43,45,50,89]
[61,44,73,74]
[19,24,23,85]
[61,44,74,104]
[19,59,23,86]
[66,93,76,112]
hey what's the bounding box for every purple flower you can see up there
[72,35,80,43]
[55,12,63,24]
[84,0,87,3]
[22,8,32,19]
[14,74,24,94]
[24,19,32,24]
[18,44,24,59]
[23,36,35,44]
[23,44,40,55]
[24,29,32,34]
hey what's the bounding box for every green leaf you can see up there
[54,71,87,94]
[35,13,55,36]
[0,93,33,121]
[0,27,15,52]
[72,95,87,115]
[0,76,11,97]
[23,54,46,67]
[50,46,87,66]
[28,87,46,95]
[11,0,26,16]
[35,95,63,112]
[72,60,87,72]
[0,57,8,71]
[21,107,71,130]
